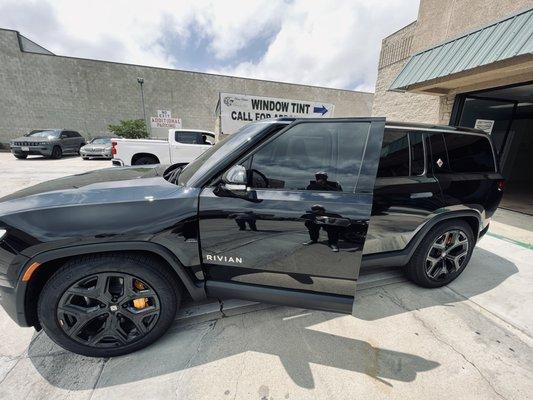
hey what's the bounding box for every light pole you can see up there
[137,77,150,134]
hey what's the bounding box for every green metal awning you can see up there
[390,7,533,92]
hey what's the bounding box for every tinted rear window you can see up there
[377,130,426,177]
[430,133,495,173]
[377,130,410,177]
[175,131,208,144]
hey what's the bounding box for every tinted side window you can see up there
[249,122,369,192]
[430,133,495,173]
[176,131,202,144]
[410,132,425,175]
[429,133,451,172]
[377,130,410,177]
[445,134,495,172]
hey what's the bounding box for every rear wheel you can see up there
[38,254,181,357]
[133,155,159,165]
[51,146,62,159]
[406,220,474,288]
[14,154,27,159]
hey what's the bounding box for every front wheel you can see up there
[51,146,62,159]
[38,254,181,357]
[405,220,474,288]
[14,154,27,159]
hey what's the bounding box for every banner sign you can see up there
[219,92,335,135]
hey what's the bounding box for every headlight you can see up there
[0,229,6,240]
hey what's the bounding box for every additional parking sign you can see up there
[219,92,335,135]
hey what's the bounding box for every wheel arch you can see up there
[20,242,206,328]
[362,210,482,269]
[131,153,160,165]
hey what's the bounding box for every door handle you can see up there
[410,192,433,199]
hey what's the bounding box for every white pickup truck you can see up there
[111,129,215,166]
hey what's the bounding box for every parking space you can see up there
[0,153,111,198]
[0,153,532,399]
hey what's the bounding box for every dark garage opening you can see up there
[454,82,533,215]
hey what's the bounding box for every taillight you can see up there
[111,141,117,155]
[497,180,505,192]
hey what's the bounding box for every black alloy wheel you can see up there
[38,254,180,357]
[56,273,160,348]
[405,220,474,288]
[425,230,469,281]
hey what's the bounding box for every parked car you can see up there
[111,129,215,166]
[80,136,114,160]
[0,117,503,357]
[10,129,86,159]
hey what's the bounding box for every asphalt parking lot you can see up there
[0,153,532,399]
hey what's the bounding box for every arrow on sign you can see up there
[313,105,328,115]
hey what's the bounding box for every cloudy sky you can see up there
[0,0,419,92]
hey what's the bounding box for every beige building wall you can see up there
[372,0,533,124]
[0,29,373,145]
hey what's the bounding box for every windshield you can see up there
[27,130,59,138]
[177,122,281,186]
[90,138,111,144]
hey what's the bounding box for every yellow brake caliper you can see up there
[132,280,149,309]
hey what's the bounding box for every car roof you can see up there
[262,117,487,135]
[175,129,215,135]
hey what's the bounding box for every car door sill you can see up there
[205,280,353,314]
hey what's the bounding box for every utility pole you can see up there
[137,77,150,135]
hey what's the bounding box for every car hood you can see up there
[11,136,51,143]
[0,165,176,215]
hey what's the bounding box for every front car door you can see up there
[198,118,384,314]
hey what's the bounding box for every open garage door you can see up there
[454,82,533,215]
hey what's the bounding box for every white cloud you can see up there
[209,0,420,91]
[0,0,419,91]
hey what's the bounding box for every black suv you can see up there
[0,118,503,357]
[10,129,86,159]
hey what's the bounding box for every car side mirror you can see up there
[222,164,247,190]
[215,165,260,203]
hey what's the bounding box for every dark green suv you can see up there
[10,129,86,159]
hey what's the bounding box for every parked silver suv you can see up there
[10,129,86,159]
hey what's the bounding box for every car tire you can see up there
[82,156,89,160]
[133,156,159,165]
[405,220,474,288]
[51,146,62,159]
[14,154,27,159]
[38,253,181,357]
